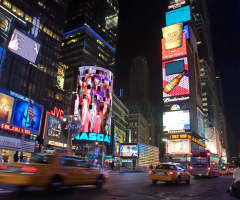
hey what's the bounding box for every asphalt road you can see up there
[0,173,237,200]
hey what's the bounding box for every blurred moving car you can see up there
[0,153,107,190]
[148,163,191,184]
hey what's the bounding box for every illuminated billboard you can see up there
[168,0,187,10]
[163,110,190,131]
[197,108,205,138]
[8,29,40,64]
[0,11,11,41]
[183,25,189,40]
[43,111,67,148]
[114,126,125,143]
[12,100,42,133]
[162,57,189,103]
[162,33,187,61]
[162,23,183,50]
[167,139,190,154]
[166,5,191,26]
[120,144,138,157]
[0,92,14,123]
[74,66,113,136]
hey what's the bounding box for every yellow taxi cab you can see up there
[148,163,190,184]
[0,153,107,190]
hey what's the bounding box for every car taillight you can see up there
[0,165,7,170]
[21,166,38,173]
[208,167,211,171]
[168,171,174,175]
[148,170,153,175]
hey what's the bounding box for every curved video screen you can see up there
[74,66,113,136]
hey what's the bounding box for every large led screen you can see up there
[8,29,40,64]
[162,23,183,50]
[120,144,138,157]
[163,57,189,103]
[167,139,190,154]
[74,66,113,136]
[0,92,14,123]
[163,110,190,131]
[166,5,191,26]
[12,100,42,133]
[162,33,186,61]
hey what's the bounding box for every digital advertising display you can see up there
[0,92,14,123]
[197,108,205,138]
[163,110,190,132]
[162,33,187,61]
[162,23,183,50]
[43,112,67,148]
[114,126,125,143]
[166,5,191,26]
[167,139,190,154]
[74,66,113,136]
[0,11,12,41]
[183,25,189,40]
[12,100,42,134]
[120,144,138,157]
[168,0,187,10]
[162,57,189,103]
[8,29,40,64]
[47,115,62,138]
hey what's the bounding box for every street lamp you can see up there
[63,114,80,153]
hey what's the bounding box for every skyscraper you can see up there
[61,0,119,113]
[128,56,156,146]
[191,0,229,160]
[0,0,68,111]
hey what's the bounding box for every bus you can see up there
[189,150,220,177]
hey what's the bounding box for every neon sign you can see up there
[50,106,64,120]
[1,123,30,134]
[73,132,111,144]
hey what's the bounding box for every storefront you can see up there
[0,135,35,163]
[120,143,159,170]
[165,133,206,164]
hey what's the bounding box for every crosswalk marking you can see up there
[0,188,12,193]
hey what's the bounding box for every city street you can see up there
[0,173,236,200]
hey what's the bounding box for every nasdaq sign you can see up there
[72,132,111,144]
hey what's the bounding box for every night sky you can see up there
[117,0,239,155]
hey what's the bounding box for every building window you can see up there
[3,0,11,9]
[25,14,32,23]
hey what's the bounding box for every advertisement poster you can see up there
[0,92,14,123]
[162,34,187,61]
[74,66,113,136]
[162,57,189,103]
[120,144,138,157]
[8,29,40,64]
[163,110,190,131]
[114,126,125,143]
[162,23,183,50]
[167,139,190,154]
[166,5,191,26]
[12,100,42,133]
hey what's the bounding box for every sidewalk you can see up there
[104,168,147,174]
